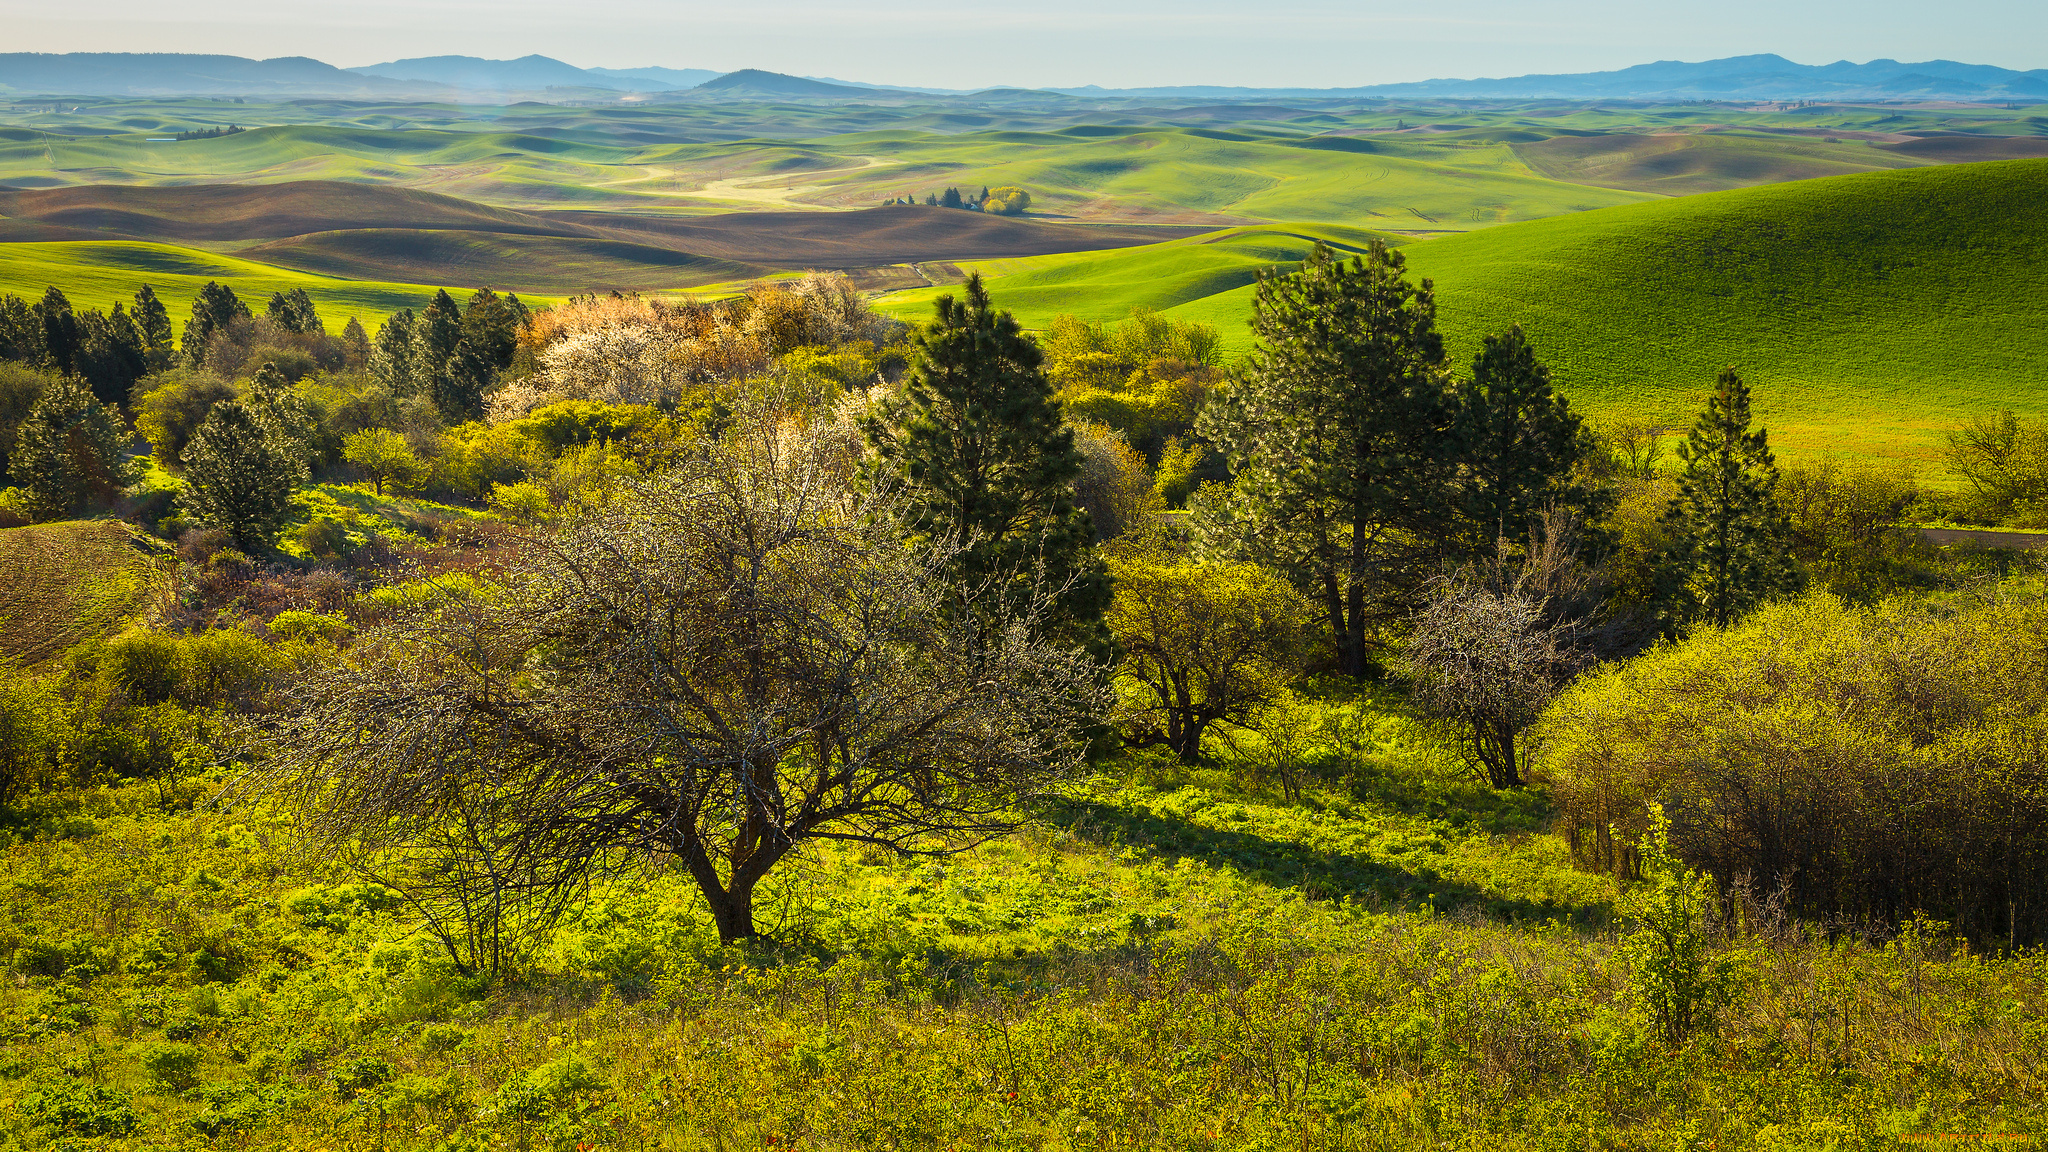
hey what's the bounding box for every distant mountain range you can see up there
[1,52,2043,103]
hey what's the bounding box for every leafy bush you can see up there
[1618,806,1749,1048]
[140,1040,203,1092]
[1540,590,2048,945]
[18,1079,139,1137]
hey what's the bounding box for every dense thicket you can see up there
[1540,591,2048,946]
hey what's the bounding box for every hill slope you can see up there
[0,181,592,243]
[245,230,771,294]
[1395,159,2048,460]
[0,521,167,667]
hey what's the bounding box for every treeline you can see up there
[883,185,1032,215]
[175,124,245,139]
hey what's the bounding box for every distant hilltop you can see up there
[0,52,2042,103]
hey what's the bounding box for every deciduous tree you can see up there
[264,428,1105,945]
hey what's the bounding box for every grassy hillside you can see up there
[1513,131,1926,196]
[874,223,1388,330]
[0,240,564,330]
[1397,158,2048,462]
[0,521,167,667]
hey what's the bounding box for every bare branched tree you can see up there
[1402,511,1595,789]
[257,426,1106,945]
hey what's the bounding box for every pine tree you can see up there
[132,285,175,373]
[0,294,39,363]
[181,399,307,551]
[370,310,418,395]
[10,375,133,519]
[1195,240,1458,677]
[74,303,148,405]
[339,317,372,370]
[244,361,318,468]
[1453,325,1603,553]
[1660,368,1801,628]
[940,187,963,209]
[861,274,1111,660]
[35,288,80,376]
[411,290,464,419]
[182,282,250,367]
[442,288,523,422]
[265,287,323,335]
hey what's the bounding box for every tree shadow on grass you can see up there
[1042,794,1612,932]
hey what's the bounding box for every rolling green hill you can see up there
[873,222,1389,328]
[0,240,559,330]
[1397,158,2048,462]
[915,160,2047,465]
[244,230,771,295]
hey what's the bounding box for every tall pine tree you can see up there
[412,290,465,419]
[10,375,133,519]
[861,274,1110,660]
[35,288,80,377]
[182,282,250,367]
[1195,240,1458,677]
[181,399,307,551]
[265,288,323,335]
[132,285,175,374]
[1453,324,1603,554]
[370,310,418,395]
[1661,368,1801,628]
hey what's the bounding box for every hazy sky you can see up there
[2,0,2040,89]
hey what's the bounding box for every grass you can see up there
[873,223,1388,331]
[1397,158,2048,464]
[0,697,2041,1147]
[0,239,566,330]
[0,521,167,667]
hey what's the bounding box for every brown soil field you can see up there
[0,181,587,243]
[244,229,772,295]
[540,206,1205,268]
[0,520,169,667]
[1878,136,2048,162]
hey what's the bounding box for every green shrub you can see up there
[1618,805,1749,1048]
[140,1040,203,1092]
[19,1079,139,1137]
[268,610,353,645]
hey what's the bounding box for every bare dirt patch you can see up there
[0,520,170,667]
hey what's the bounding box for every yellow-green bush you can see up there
[1539,590,2048,945]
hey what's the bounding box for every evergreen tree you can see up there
[0,294,39,364]
[411,290,464,418]
[74,303,148,405]
[1453,325,1603,554]
[131,285,175,373]
[265,287,323,335]
[181,399,307,551]
[940,187,963,209]
[35,288,80,376]
[182,282,250,367]
[1660,368,1801,628]
[1195,240,1458,677]
[861,274,1111,660]
[442,288,523,422]
[245,361,319,468]
[10,375,133,519]
[370,310,418,395]
[339,317,371,370]
[924,193,938,206]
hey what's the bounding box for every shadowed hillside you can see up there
[0,181,589,243]
[244,229,772,294]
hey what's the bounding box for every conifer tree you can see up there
[132,285,175,373]
[245,361,319,468]
[0,294,38,363]
[1660,368,1800,628]
[35,288,79,377]
[339,317,372,370]
[443,288,523,421]
[181,399,307,551]
[370,310,418,395]
[265,287,323,335]
[861,274,1110,660]
[940,187,963,209]
[412,290,465,419]
[182,282,250,367]
[10,375,133,519]
[75,303,148,405]
[1453,324,1603,554]
[1196,240,1458,677]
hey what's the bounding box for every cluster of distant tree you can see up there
[175,124,245,140]
[882,185,1032,215]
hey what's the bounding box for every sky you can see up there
[1,0,2040,89]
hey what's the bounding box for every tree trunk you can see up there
[705,884,756,944]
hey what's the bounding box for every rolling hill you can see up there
[0,521,168,667]
[243,230,772,295]
[0,181,589,242]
